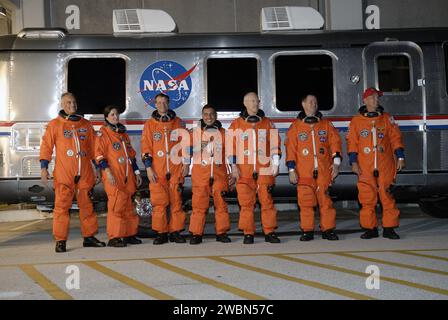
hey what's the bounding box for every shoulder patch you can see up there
[153,132,162,141]
[112,142,121,150]
[360,129,369,138]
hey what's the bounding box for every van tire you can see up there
[419,198,448,219]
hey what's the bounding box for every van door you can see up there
[363,41,426,173]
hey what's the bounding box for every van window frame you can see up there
[443,42,448,96]
[204,53,261,120]
[374,53,413,95]
[64,53,129,118]
[270,50,337,114]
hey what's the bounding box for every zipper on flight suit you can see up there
[252,128,258,180]
[371,120,379,178]
[72,125,81,184]
[209,139,215,187]
[121,136,129,184]
[310,126,318,179]
[163,127,171,181]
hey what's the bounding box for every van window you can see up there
[275,54,334,111]
[67,58,126,115]
[376,55,411,93]
[207,57,258,112]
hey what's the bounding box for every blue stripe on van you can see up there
[0,132,10,136]
[399,126,420,131]
[427,125,448,130]
[127,130,142,135]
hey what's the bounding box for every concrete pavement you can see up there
[0,206,447,300]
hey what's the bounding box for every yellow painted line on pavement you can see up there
[272,254,448,296]
[334,252,448,276]
[83,261,175,300]
[208,256,375,300]
[398,251,448,262]
[145,258,266,300]
[19,265,73,300]
[2,248,448,269]
[0,220,47,244]
[10,220,44,231]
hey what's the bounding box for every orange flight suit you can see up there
[95,124,139,240]
[228,110,281,235]
[347,108,404,229]
[141,110,187,233]
[40,112,98,241]
[189,121,230,236]
[285,113,342,232]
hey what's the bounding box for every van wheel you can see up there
[137,225,156,238]
[182,199,192,212]
[418,198,448,219]
[93,201,107,213]
[137,215,155,238]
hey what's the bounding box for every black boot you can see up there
[300,231,314,241]
[360,228,379,239]
[124,236,143,245]
[322,229,339,241]
[169,231,186,243]
[55,240,66,253]
[83,236,106,247]
[190,235,202,245]
[383,227,400,240]
[265,232,281,243]
[153,233,168,245]
[243,234,254,244]
[216,233,231,243]
[107,238,127,247]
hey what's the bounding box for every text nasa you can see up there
[142,79,190,91]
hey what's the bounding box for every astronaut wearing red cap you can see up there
[347,87,405,240]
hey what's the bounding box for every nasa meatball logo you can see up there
[139,60,197,110]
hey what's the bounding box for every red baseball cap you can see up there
[362,87,383,100]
